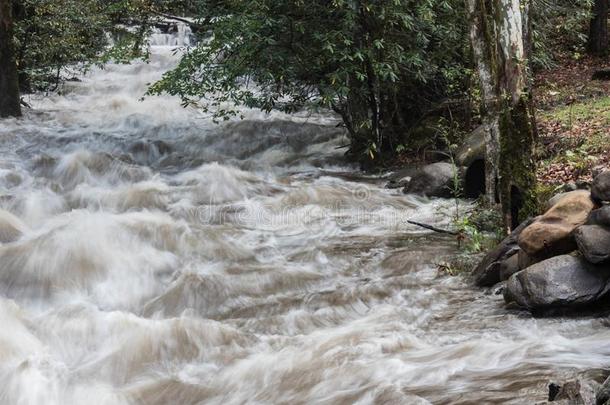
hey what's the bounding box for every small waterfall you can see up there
[148,22,194,47]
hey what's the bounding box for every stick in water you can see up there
[406,220,458,235]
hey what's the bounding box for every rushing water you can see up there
[1,31,610,405]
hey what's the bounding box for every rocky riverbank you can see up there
[474,171,610,315]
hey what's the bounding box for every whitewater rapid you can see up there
[0,30,610,405]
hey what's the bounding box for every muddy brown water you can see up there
[0,30,609,405]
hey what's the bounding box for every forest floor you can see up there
[535,56,610,192]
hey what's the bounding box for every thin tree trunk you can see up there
[588,0,609,54]
[467,0,538,232]
[467,0,500,205]
[0,0,21,118]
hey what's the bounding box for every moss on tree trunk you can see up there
[498,95,538,229]
[468,0,538,232]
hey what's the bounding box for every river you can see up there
[0,29,610,405]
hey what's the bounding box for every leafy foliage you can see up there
[13,0,110,91]
[12,0,160,92]
[148,0,470,162]
[531,0,594,69]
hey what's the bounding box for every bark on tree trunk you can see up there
[588,0,609,54]
[0,0,21,118]
[467,0,537,232]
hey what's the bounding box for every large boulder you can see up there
[0,209,27,243]
[588,206,610,227]
[518,190,595,260]
[575,225,610,264]
[403,162,458,198]
[472,218,535,286]
[591,171,610,203]
[499,253,521,281]
[546,191,571,211]
[385,167,419,189]
[503,255,610,310]
[455,125,485,167]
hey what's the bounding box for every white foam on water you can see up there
[0,27,608,405]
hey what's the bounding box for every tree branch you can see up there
[406,219,458,235]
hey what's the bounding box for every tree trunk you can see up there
[467,0,537,232]
[588,0,609,54]
[0,0,21,118]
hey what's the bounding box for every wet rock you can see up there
[596,375,610,405]
[152,140,172,155]
[499,253,521,280]
[472,217,535,286]
[588,206,610,227]
[403,162,458,198]
[455,125,485,167]
[518,190,595,260]
[575,225,610,264]
[385,167,418,189]
[517,248,537,270]
[548,379,596,404]
[0,209,27,243]
[592,171,610,202]
[504,255,610,310]
[128,140,173,163]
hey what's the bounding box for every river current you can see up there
[1,31,610,405]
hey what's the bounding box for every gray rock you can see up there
[455,125,485,167]
[596,375,610,405]
[575,225,610,264]
[472,218,535,286]
[499,253,521,280]
[403,162,459,198]
[548,379,596,404]
[591,171,610,202]
[593,165,607,179]
[128,140,173,164]
[385,167,418,189]
[504,255,610,310]
[517,248,538,269]
[576,180,590,190]
[563,182,579,192]
[588,206,610,227]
